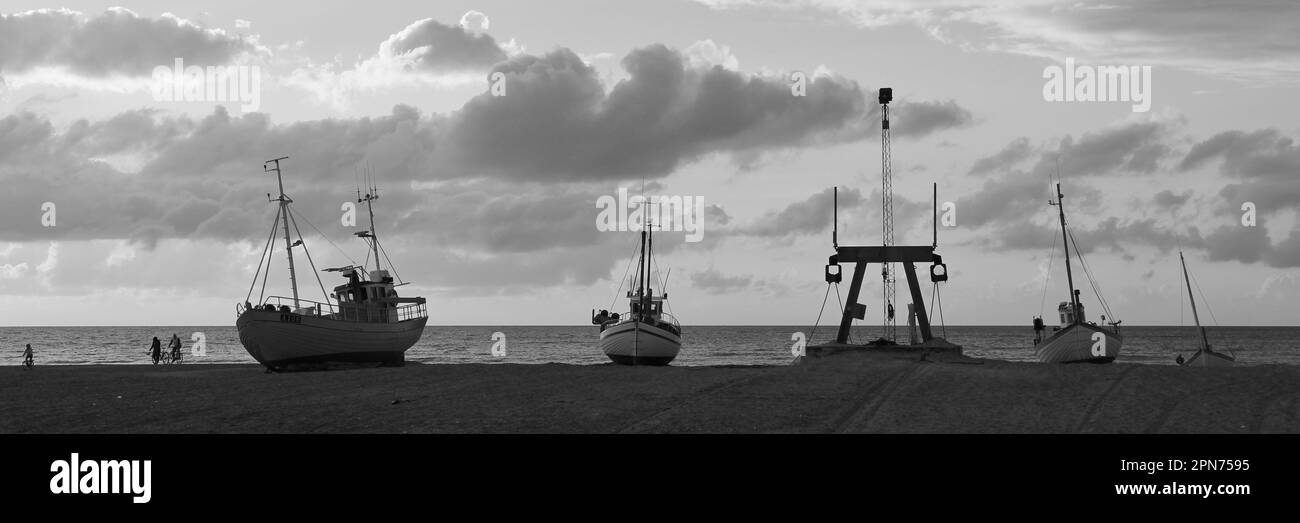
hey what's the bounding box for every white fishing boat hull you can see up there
[1035,323,1122,363]
[599,320,681,366]
[1184,348,1235,367]
[236,308,427,370]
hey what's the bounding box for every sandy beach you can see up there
[3,350,1298,433]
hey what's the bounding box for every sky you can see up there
[0,0,1297,327]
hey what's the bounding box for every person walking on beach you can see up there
[169,333,183,363]
[21,343,33,369]
[149,337,162,365]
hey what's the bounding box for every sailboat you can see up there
[1177,251,1234,367]
[591,217,681,365]
[235,157,428,371]
[1032,182,1123,363]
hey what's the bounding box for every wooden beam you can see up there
[903,262,932,341]
[836,245,935,263]
[836,261,868,344]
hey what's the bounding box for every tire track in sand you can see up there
[616,371,772,433]
[830,363,930,433]
[1072,364,1139,433]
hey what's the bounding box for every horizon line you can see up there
[4,323,1298,328]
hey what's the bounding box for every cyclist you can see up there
[169,334,183,364]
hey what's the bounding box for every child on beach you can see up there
[149,337,162,365]
[21,344,33,368]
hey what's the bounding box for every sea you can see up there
[3,325,1298,367]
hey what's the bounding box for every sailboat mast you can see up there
[265,157,300,308]
[1180,251,1209,352]
[1054,183,1079,324]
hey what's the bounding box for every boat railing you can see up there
[657,312,680,329]
[239,296,336,316]
[396,301,428,322]
[238,296,428,323]
[615,310,680,331]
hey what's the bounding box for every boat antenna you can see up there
[264,156,300,309]
[358,164,382,273]
[833,186,838,248]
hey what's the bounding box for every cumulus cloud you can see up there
[444,45,969,180]
[1178,129,1300,222]
[382,17,508,72]
[956,120,1177,228]
[0,8,261,79]
[705,204,732,226]
[1053,120,1172,176]
[953,120,1300,269]
[1217,181,1300,221]
[1178,128,1300,180]
[0,36,917,242]
[141,38,915,183]
[892,99,973,138]
[458,10,490,33]
[0,37,974,296]
[684,39,740,70]
[1202,224,1271,265]
[1151,189,1191,209]
[285,17,512,108]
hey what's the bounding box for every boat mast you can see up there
[647,215,654,306]
[359,183,382,273]
[637,210,648,312]
[1180,251,1210,352]
[265,157,300,309]
[1052,183,1079,325]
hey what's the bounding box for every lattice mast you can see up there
[879,88,896,342]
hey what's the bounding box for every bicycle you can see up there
[22,357,32,369]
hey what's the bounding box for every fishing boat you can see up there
[591,217,681,365]
[1177,251,1234,367]
[235,157,428,371]
[1032,182,1122,363]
